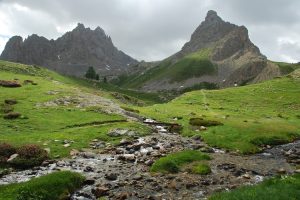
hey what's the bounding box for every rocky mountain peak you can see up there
[0,23,137,77]
[205,10,222,23]
[180,10,237,54]
[75,23,85,30]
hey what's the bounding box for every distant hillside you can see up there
[0,23,138,77]
[274,61,300,75]
[119,10,281,91]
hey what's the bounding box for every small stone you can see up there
[145,160,154,166]
[294,169,300,173]
[92,139,99,142]
[277,168,286,174]
[119,138,132,146]
[192,135,201,140]
[63,144,70,148]
[132,174,143,180]
[70,149,79,156]
[7,154,18,162]
[84,178,96,185]
[105,173,118,181]
[82,152,95,159]
[92,186,109,198]
[116,192,130,200]
[117,154,135,162]
[242,173,251,179]
[44,148,51,154]
[84,166,94,172]
[168,180,178,190]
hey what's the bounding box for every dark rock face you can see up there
[0,23,137,77]
[181,10,237,54]
[141,10,281,91]
[182,11,281,87]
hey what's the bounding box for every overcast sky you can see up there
[0,0,300,62]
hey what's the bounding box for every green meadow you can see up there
[138,74,300,154]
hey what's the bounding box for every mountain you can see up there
[0,23,138,77]
[120,10,281,91]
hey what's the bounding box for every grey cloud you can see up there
[0,0,300,62]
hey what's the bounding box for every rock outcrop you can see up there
[0,23,137,77]
[132,10,281,91]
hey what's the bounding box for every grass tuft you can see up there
[150,150,211,173]
[209,174,300,200]
[0,171,85,200]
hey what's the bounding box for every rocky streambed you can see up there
[1,119,300,199]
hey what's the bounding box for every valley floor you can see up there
[0,60,300,199]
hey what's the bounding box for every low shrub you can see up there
[10,144,48,169]
[250,136,289,146]
[167,124,182,133]
[3,112,21,119]
[1,104,14,113]
[4,99,17,105]
[0,80,22,87]
[189,118,223,127]
[0,143,16,159]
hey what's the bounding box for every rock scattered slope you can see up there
[0,23,137,77]
[129,10,281,91]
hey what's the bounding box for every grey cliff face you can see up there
[141,10,280,91]
[0,23,137,77]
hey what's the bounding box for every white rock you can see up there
[7,154,19,162]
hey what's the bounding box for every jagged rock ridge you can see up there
[0,23,137,77]
[138,10,281,91]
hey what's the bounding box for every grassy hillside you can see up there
[119,48,216,89]
[0,60,151,157]
[138,73,300,154]
[274,61,300,75]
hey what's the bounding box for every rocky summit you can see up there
[123,10,281,91]
[176,10,281,86]
[0,23,137,77]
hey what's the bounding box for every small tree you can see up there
[85,66,96,79]
[103,76,107,83]
[95,74,99,81]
